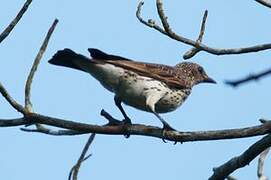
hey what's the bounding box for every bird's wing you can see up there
[87,48,189,89]
[105,60,190,89]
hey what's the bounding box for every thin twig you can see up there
[25,19,58,111]
[68,134,96,180]
[225,67,271,87]
[257,147,270,180]
[255,0,271,8]
[183,10,208,59]
[0,82,26,114]
[0,0,32,44]
[136,1,271,59]
[24,18,58,131]
[209,134,271,180]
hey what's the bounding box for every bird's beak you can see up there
[202,77,216,84]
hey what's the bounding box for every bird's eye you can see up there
[198,66,204,74]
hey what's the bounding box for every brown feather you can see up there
[92,59,190,89]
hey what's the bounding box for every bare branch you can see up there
[183,10,208,59]
[255,0,271,8]
[257,147,270,180]
[25,19,58,111]
[137,1,271,59]
[69,134,96,180]
[0,112,271,143]
[209,134,271,180]
[225,67,271,87]
[0,118,26,127]
[0,83,26,114]
[0,0,32,44]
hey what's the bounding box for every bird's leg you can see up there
[153,112,176,131]
[114,96,132,138]
[153,112,177,144]
[114,96,132,124]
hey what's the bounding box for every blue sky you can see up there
[1,1,271,179]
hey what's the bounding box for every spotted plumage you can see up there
[48,48,216,130]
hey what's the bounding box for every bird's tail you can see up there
[48,48,92,72]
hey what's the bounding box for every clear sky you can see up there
[1,1,271,179]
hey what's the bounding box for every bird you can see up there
[48,48,216,132]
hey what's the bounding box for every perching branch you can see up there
[136,0,271,59]
[0,0,32,44]
[68,134,95,180]
[209,134,271,180]
[225,67,271,87]
[1,112,271,143]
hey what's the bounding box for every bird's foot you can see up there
[162,121,176,132]
[122,117,132,138]
[161,121,177,144]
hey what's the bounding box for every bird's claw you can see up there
[161,121,178,144]
[123,117,132,138]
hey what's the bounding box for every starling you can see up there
[48,48,216,131]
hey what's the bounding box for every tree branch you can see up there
[209,134,271,180]
[25,19,58,111]
[68,134,95,180]
[136,0,271,59]
[225,67,271,87]
[0,83,26,114]
[183,10,208,59]
[1,112,271,143]
[0,0,32,44]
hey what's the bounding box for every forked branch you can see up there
[136,0,271,59]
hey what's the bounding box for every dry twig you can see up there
[68,134,96,180]
[0,0,32,43]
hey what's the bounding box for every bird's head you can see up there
[175,62,216,87]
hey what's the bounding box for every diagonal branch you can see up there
[136,0,271,59]
[183,10,208,59]
[0,0,32,44]
[0,83,26,114]
[25,19,58,111]
[68,134,96,180]
[209,134,271,180]
[225,67,271,87]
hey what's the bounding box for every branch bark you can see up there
[1,112,271,143]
